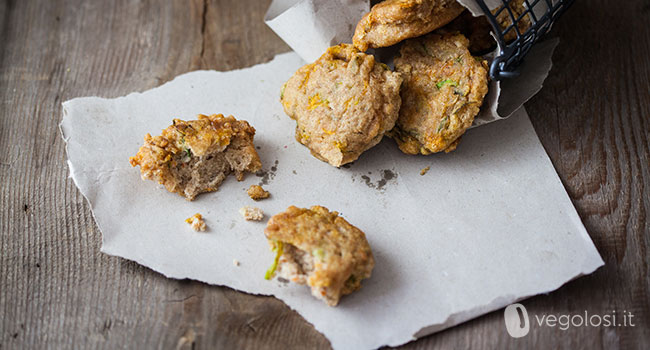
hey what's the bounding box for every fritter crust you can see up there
[391,33,488,155]
[129,114,262,200]
[264,205,375,306]
[353,0,465,51]
[281,44,402,167]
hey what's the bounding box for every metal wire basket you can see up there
[475,0,575,79]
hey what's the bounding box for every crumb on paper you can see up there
[420,166,430,176]
[239,206,264,221]
[233,259,240,266]
[185,213,206,231]
[247,184,270,200]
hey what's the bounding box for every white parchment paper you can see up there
[60,52,603,350]
[265,0,369,63]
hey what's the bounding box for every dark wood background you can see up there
[1,0,648,348]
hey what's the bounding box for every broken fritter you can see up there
[390,33,489,155]
[353,0,465,51]
[281,44,402,167]
[129,114,262,200]
[264,205,375,306]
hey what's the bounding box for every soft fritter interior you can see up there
[276,244,341,306]
[276,244,314,285]
[169,138,257,200]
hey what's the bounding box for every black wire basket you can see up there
[475,0,575,80]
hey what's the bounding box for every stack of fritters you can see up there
[281,0,529,164]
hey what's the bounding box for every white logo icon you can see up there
[504,303,530,338]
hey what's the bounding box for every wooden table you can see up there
[1,0,648,348]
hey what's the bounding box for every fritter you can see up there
[264,205,375,306]
[281,44,402,167]
[390,33,489,155]
[129,114,262,200]
[353,0,465,51]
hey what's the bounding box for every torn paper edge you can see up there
[408,262,603,347]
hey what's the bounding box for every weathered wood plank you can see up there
[0,0,648,349]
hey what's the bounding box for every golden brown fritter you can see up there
[443,1,532,54]
[353,0,465,51]
[281,44,402,167]
[129,114,262,200]
[390,33,489,155]
[264,205,375,306]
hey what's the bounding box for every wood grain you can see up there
[0,0,648,349]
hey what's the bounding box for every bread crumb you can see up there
[247,185,270,200]
[185,213,206,231]
[420,166,430,176]
[239,206,264,221]
[233,259,240,266]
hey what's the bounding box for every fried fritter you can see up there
[129,114,262,200]
[353,0,465,51]
[390,33,489,155]
[264,205,374,306]
[281,44,402,167]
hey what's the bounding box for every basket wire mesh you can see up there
[475,0,575,80]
